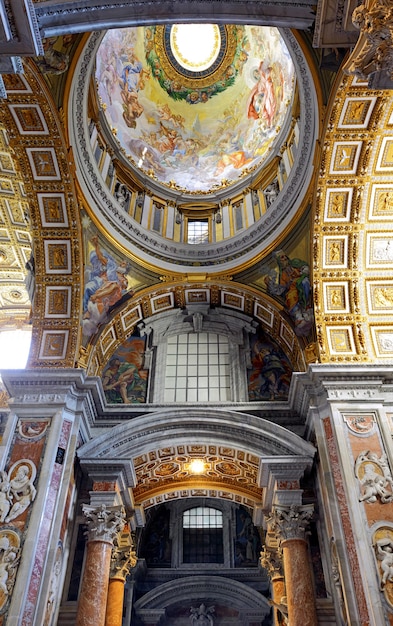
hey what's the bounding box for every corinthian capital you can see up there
[267,504,314,542]
[110,545,137,580]
[82,504,126,543]
[260,545,284,578]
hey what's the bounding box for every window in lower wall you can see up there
[183,506,224,563]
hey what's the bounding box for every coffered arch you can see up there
[77,408,316,513]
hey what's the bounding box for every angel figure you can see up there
[375,537,393,588]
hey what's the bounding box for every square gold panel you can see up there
[369,184,393,220]
[99,325,117,356]
[39,330,69,360]
[366,233,393,268]
[3,73,32,94]
[376,137,393,171]
[5,200,25,224]
[8,104,48,135]
[327,326,356,355]
[45,286,71,318]
[151,292,174,313]
[121,304,143,332]
[323,282,350,313]
[15,230,31,244]
[338,97,376,129]
[330,141,362,175]
[38,193,68,227]
[322,235,348,268]
[44,240,71,274]
[185,289,210,305]
[324,188,352,221]
[0,179,14,195]
[254,301,273,327]
[371,327,393,357]
[279,320,294,350]
[0,153,15,174]
[366,281,393,314]
[26,148,61,180]
[221,291,244,310]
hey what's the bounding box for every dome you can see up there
[70,26,318,273]
[95,25,295,194]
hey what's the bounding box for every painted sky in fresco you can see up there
[95,25,295,193]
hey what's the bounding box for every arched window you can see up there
[182,506,224,563]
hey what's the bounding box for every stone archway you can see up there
[133,575,271,626]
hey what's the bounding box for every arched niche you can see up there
[133,574,271,625]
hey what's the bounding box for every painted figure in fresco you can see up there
[265,250,313,336]
[119,52,149,128]
[83,236,132,337]
[36,35,73,74]
[102,335,148,404]
[247,63,277,127]
[248,331,292,401]
[235,508,261,565]
[102,357,144,404]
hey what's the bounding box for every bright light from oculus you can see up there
[170,24,221,72]
[189,459,205,474]
[0,330,32,369]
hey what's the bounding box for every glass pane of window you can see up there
[164,333,230,402]
[187,220,209,244]
[183,507,224,563]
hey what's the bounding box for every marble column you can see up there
[75,504,125,626]
[268,504,316,626]
[105,534,137,626]
[260,546,287,626]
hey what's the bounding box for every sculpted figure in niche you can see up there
[355,450,393,503]
[0,532,20,601]
[0,462,37,523]
[376,537,393,588]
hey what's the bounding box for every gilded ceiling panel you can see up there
[314,72,393,362]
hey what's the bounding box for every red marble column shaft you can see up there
[76,540,113,626]
[282,538,318,626]
[105,577,125,626]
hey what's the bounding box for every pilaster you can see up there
[291,364,393,626]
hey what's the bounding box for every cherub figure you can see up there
[376,537,393,588]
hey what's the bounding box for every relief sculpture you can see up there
[355,450,393,503]
[0,460,37,523]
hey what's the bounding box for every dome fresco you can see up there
[95,25,295,194]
